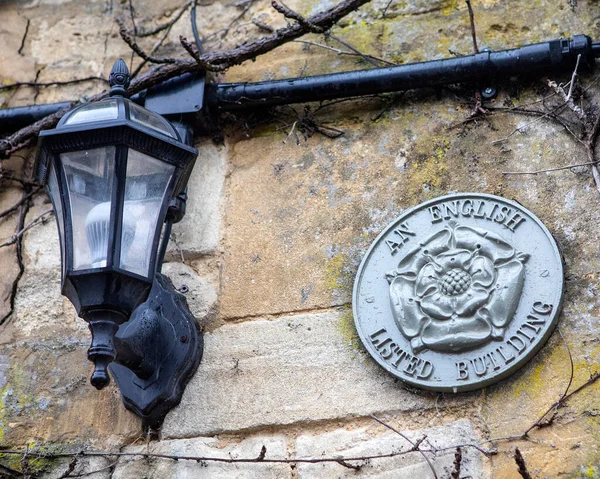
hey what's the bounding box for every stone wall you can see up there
[1,0,600,477]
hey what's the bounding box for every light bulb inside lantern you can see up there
[85,202,136,269]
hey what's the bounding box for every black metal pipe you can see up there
[0,92,145,134]
[0,101,72,133]
[209,34,596,110]
[0,35,598,130]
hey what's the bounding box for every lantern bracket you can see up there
[108,273,203,428]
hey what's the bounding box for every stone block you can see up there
[296,419,484,478]
[41,457,113,479]
[298,419,484,478]
[162,311,469,438]
[169,140,227,259]
[22,201,62,272]
[11,267,83,340]
[0,338,140,447]
[112,434,289,479]
[161,262,218,330]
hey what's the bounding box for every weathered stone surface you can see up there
[162,311,470,438]
[0,338,140,448]
[10,266,82,340]
[112,434,289,479]
[22,200,62,272]
[0,5,36,107]
[296,419,484,478]
[168,140,227,259]
[2,0,600,477]
[41,456,113,479]
[161,262,218,330]
[12,198,84,339]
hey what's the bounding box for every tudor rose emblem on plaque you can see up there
[353,193,564,392]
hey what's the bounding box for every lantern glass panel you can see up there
[47,161,66,278]
[61,146,116,270]
[129,102,177,138]
[119,149,174,277]
[64,99,119,126]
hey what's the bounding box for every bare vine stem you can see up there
[0,0,371,159]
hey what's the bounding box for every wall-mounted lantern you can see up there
[34,59,201,427]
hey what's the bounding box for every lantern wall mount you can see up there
[34,60,202,428]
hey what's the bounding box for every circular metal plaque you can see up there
[353,193,564,392]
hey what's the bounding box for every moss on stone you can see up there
[336,306,362,350]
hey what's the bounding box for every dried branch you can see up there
[514,448,532,479]
[179,37,227,72]
[502,160,600,176]
[132,1,193,37]
[0,0,372,159]
[382,0,394,17]
[586,111,600,193]
[252,19,275,33]
[293,39,396,66]
[548,55,585,120]
[202,0,256,44]
[18,18,30,56]
[56,458,78,479]
[272,1,324,33]
[0,77,107,93]
[370,414,438,479]
[465,0,478,53]
[325,33,380,67]
[131,20,178,78]
[0,190,34,325]
[0,209,53,249]
[0,186,41,221]
[491,102,571,145]
[520,328,574,435]
[450,447,462,479]
[117,17,179,64]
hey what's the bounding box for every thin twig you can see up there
[520,328,574,435]
[514,448,532,479]
[18,18,30,56]
[252,19,274,33]
[179,37,227,72]
[0,187,41,221]
[325,33,380,68]
[566,54,581,100]
[382,0,394,17]
[450,447,462,479]
[370,414,439,479]
[0,209,53,249]
[117,17,179,64]
[502,161,599,176]
[56,458,78,479]
[0,77,107,92]
[272,1,324,33]
[0,190,32,325]
[586,111,600,193]
[293,39,396,66]
[131,20,177,78]
[548,56,585,121]
[132,1,192,37]
[203,0,256,43]
[465,0,478,54]
[491,102,571,145]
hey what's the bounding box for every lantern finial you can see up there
[109,58,130,97]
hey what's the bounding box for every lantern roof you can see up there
[57,97,180,140]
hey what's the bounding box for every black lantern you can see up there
[34,60,202,426]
